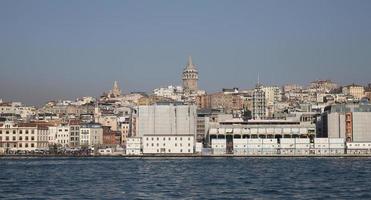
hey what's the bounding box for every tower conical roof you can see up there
[113,81,118,88]
[185,56,196,70]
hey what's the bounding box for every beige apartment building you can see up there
[342,84,365,100]
[0,121,39,152]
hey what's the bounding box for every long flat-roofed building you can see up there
[208,119,316,154]
[209,120,316,140]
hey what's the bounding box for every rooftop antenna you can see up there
[257,72,260,85]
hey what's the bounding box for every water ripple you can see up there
[1,157,371,199]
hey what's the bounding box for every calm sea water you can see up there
[1,157,371,199]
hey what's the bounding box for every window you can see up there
[12,136,16,141]
[19,136,22,141]
[19,130,22,134]
[6,131,9,134]
[31,136,34,141]
[175,137,177,141]
[19,143,23,147]
[25,143,28,147]
[31,143,34,148]
[13,130,16,134]
[157,137,159,141]
[25,136,28,140]
[25,130,29,134]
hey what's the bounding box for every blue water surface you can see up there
[1,157,371,199]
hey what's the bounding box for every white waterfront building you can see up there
[142,135,194,154]
[346,142,371,154]
[126,137,142,155]
[211,139,226,155]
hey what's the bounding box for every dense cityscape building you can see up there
[1,57,371,156]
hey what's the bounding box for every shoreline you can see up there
[1,154,371,158]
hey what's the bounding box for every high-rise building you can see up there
[252,85,266,119]
[182,56,198,94]
[261,86,282,105]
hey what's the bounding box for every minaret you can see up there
[182,56,198,94]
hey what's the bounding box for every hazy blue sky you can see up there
[1,0,371,105]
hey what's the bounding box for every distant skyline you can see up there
[1,0,371,105]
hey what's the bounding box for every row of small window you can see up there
[348,144,371,147]
[155,149,191,153]
[70,137,79,141]
[0,143,36,148]
[38,136,48,140]
[234,145,280,148]
[0,130,35,134]
[70,132,79,136]
[58,129,69,132]
[18,143,36,148]
[70,127,80,130]
[146,143,191,147]
[146,137,191,141]
[0,136,34,141]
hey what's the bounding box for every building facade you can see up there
[79,123,103,147]
[142,135,194,154]
[0,121,38,152]
[342,84,365,100]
